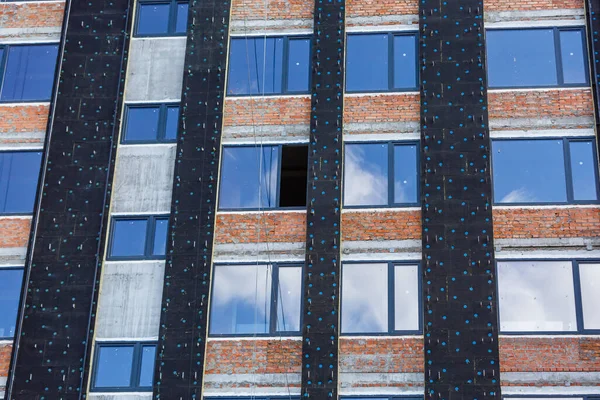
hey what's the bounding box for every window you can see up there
[341,262,420,334]
[135,0,188,36]
[346,33,417,92]
[219,144,308,210]
[227,36,311,95]
[108,216,168,260]
[492,138,598,204]
[92,342,156,391]
[487,27,588,88]
[344,142,418,207]
[209,264,302,335]
[0,151,42,214]
[0,267,23,338]
[0,44,58,101]
[497,260,600,334]
[122,104,179,143]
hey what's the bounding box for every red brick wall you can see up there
[347,0,418,18]
[342,210,421,241]
[488,89,594,122]
[486,0,583,11]
[0,218,31,248]
[223,97,310,127]
[0,1,64,30]
[0,105,49,135]
[340,338,423,373]
[344,94,420,126]
[231,0,312,22]
[0,343,11,377]
[215,212,306,244]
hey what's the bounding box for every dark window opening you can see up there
[279,145,308,207]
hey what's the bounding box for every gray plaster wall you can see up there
[95,261,165,339]
[88,394,151,400]
[112,144,176,214]
[125,38,186,102]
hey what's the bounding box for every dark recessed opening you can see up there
[279,145,308,207]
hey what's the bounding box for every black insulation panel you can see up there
[301,0,345,398]
[419,1,502,399]
[152,0,231,398]
[7,0,134,398]
[585,0,600,135]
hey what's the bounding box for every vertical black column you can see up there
[301,0,345,399]
[7,0,134,398]
[419,1,502,399]
[152,0,230,398]
[585,0,600,137]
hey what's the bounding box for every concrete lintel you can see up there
[502,371,600,386]
[230,19,312,35]
[88,394,151,400]
[346,14,419,29]
[490,117,594,131]
[485,9,584,23]
[342,240,422,260]
[0,27,61,42]
[222,124,310,144]
[0,247,27,266]
[344,121,420,135]
[213,242,305,263]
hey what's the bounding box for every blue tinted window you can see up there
[275,266,302,332]
[152,218,168,256]
[347,34,389,91]
[175,3,188,33]
[137,3,170,35]
[393,35,417,89]
[165,106,179,140]
[95,346,134,388]
[393,144,418,204]
[492,140,567,203]
[228,37,284,95]
[138,346,156,387]
[287,38,310,92]
[219,146,279,209]
[0,152,42,214]
[560,29,587,85]
[0,268,23,338]
[344,143,389,206]
[569,141,598,201]
[1,45,58,101]
[111,219,148,257]
[124,107,160,142]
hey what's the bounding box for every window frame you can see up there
[0,43,59,103]
[491,137,600,206]
[496,258,600,335]
[226,35,312,97]
[0,149,43,216]
[340,260,423,336]
[218,143,308,211]
[91,341,156,392]
[208,262,304,338]
[345,31,419,94]
[107,215,169,261]
[121,103,179,144]
[0,266,24,340]
[486,26,590,89]
[343,140,420,209]
[134,0,188,37]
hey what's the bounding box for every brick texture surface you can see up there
[0,218,31,248]
[231,0,312,21]
[340,338,423,373]
[344,94,420,125]
[223,97,310,127]
[486,0,583,11]
[347,0,418,17]
[488,89,594,120]
[0,1,64,30]
[0,343,11,377]
[215,212,306,244]
[0,105,49,134]
[342,210,421,241]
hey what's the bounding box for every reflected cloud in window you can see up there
[342,263,388,333]
[579,263,600,330]
[344,143,388,206]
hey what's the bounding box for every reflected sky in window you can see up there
[227,38,284,95]
[111,219,148,257]
[579,264,600,330]
[0,269,23,338]
[569,141,598,201]
[152,219,168,256]
[287,39,310,92]
[139,346,156,387]
[346,34,389,91]
[165,106,179,140]
[175,3,188,33]
[219,146,279,209]
[498,261,577,332]
[344,143,388,206]
[560,30,587,85]
[95,346,134,387]
[394,144,418,204]
[492,140,567,203]
[276,266,302,332]
[125,107,160,142]
[1,45,58,101]
[394,265,419,331]
[210,264,272,334]
[0,152,42,214]
[393,35,417,89]
[342,263,388,333]
[137,3,170,35]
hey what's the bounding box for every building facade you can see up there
[0,0,599,399]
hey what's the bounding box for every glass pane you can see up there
[487,29,557,87]
[95,346,134,388]
[579,264,600,329]
[393,35,417,89]
[139,346,156,387]
[287,38,310,92]
[219,146,279,209]
[0,269,23,338]
[569,141,598,201]
[394,265,419,331]
[227,38,284,95]
[209,264,272,334]
[498,261,577,332]
[393,144,418,204]
[560,30,587,85]
[341,263,388,333]
[175,3,188,33]
[276,266,302,332]
[344,143,388,206]
[0,152,42,214]
[1,45,58,101]
[110,219,148,257]
[152,218,168,256]
[346,34,389,91]
[165,106,179,140]
[124,107,160,142]
[137,3,170,35]
[492,140,567,203]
